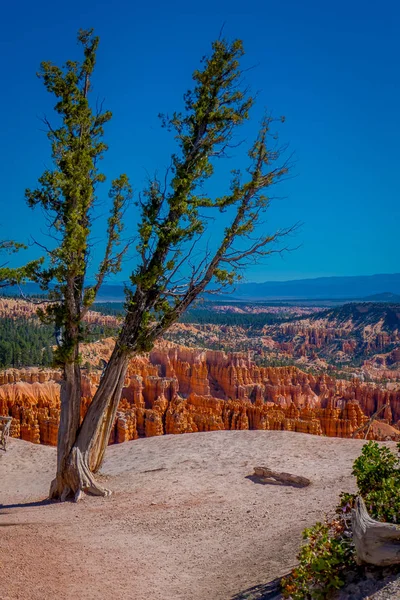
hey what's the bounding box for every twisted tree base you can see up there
[49,447,111,502]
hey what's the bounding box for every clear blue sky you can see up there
[1,0,399,283]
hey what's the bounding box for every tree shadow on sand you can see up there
[231,576,284,599]
[0,498,53,510]
[0,499,54,527]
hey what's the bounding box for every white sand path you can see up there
[0,430,373,600]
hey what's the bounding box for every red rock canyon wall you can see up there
[1,345,400,445]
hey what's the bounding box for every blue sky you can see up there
[1,0,398,283]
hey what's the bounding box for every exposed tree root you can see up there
[49,447,111,502]
[352,496,400,565]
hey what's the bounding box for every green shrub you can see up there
[281,513,355,599]
[352,441,400,523]
[281,441,400,599]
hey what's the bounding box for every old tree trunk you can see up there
[49,292,151,501]
[352,497,400,566]
[49,345,130,502]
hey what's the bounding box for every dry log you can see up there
[352,496,400,566]
[252,466,311,488]
[351,403,389,439]
[0,416,12,451]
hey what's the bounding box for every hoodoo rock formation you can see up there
[0,297,121,328]
[263,303,400,365]
[1,344,400,446]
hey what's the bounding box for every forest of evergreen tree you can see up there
[0,317,117,368]
[0,318,54,367]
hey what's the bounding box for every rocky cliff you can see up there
[264,303,400,364]
[0,297,120,328]
[1,343,399,446]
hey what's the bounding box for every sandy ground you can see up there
[0,431,376,600]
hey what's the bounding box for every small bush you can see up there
[281,513,355,599]
[281,441,400,599]
[352,441,400,523]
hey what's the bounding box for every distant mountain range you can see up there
[3,273,400,302]
[362,292,400,302]
[223,273,400,300]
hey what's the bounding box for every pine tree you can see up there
[27,29,295,501]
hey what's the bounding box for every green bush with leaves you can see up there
[281,441,400,599]
[281,511,355,599]
[352,441,400,523]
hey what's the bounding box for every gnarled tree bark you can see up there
[49,362,82,499]
[49,347,129,501]
[252,466,311,487]
[352,496,400,566]
[0,416,12,451]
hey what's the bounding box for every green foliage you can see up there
[27,27,293,368]
[282,441,400,598]
[0,241,44,289]
[26,29,131,365]
[0,314,117,370]
[281,519,355,600]
[123,36,291,351]
[92,302,125,316]
[352,441,400,523]
[0,317,54,368]
[179,309,285,327]
[132,38,253,286]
